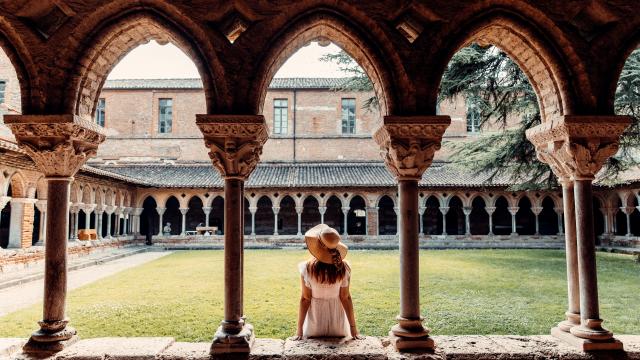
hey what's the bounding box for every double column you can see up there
[526,115,630,351]
[5,114,105,353]
[374,115,450,351]
[197,114,268,355]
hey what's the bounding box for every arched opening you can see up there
[378,195,396,236]
[470,197,489,235]
[209,196,224,234]
[278,196,297,236]
[423,196,442,235]
[0,45,23,141]
[539,197,559,235]
[493,196,512,235]
[140,196,158,239]
[186,196,205,232]
[301,196,320,233]
[31,190,40,245]
[0,183,12,249]
[347,196,367,235]
[324,196,344,234]
[244,198,252,236]
[630,197,640,236]
[255,196,274,236]
[516,197,536,235]
[593,198,605,239]
[615,198,627,236]
[164,196,182,236]
[446,196,464,235]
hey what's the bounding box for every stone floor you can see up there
[2,335,639,360]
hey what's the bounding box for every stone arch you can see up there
[422,195,443,235]
[65,8,226,120]
[377,195,397,236]
[430,9,584,122]
[605,26,640,112]
[347,195,367,235]
[81,185,93,204]
[186,195,205,232]
[255,195,274,236]
[470,196,490,235]
[278,195,297,235]
[35,177,47,200]
[135,191,160,208]
[251,10,407,116]
[301,195,321,233]
[7,172,26,198]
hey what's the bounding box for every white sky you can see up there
[107,41,348,79]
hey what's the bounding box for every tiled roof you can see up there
[93,162,516,189]
[102,78,350,90]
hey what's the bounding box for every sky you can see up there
[107,41,348,79]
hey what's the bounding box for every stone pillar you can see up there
[5,114,105,352]
[373,115,450,351]
[462,206,472,236]
[600,208,611,235]
[272,206,280,236]
[8,198,27,248]
[418,206,425,235]
[179,207,188,236]
[295,206,303,236]
[341,206,350,236]
[485,206,496,236]
[156,207,166,236]
[133,208,143,235]
[83,206,91,230]
[531,206,543,235]
[508,207,519,235]
[249,206,257,236]
[114,209,121,237]
[620,207,634,237]
[203,206,212,227]
[555,207,564,236]
[439,207,449,236]
[72,205,80,240]
[105,210,113,239]
[557,180,580,333]
[197,114,268,354]
[95,209,103,239]
[318,206,326,224]
[526,115,630,350]
[36,200,47,244]
[393,206,399,236]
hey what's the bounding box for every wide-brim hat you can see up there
[304,224,348,264]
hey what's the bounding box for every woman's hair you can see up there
[306,250,350,284]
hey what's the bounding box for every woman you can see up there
[295,224,363,340]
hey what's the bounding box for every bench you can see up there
[196,226,218,235]
[78,229,97,240]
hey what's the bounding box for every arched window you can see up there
[209,196,224,235]
[378,195,396,235]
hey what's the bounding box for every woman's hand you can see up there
[292,335,304,341]
[350,326,364,340]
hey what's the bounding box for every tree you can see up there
[322,45,640,190]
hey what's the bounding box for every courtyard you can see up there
[1,249,638,341]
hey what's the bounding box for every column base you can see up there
[556,311,581,332]
[570,319,614,341]
[390,317,434,352]
[552,327,623,351]
[211,323,255,355]
[23,324,78,354]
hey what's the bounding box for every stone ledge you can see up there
[3,335,640,360]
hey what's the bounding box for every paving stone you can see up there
[55,337,174,360]
[283,336,386,360]
[158,342,210,360]
[251,339,284,359]
[0,339,25,358]
[431,335,507,359]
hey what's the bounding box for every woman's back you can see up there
[299,261,349,299]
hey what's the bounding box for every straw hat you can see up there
[304,224,348,264]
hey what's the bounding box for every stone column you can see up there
[508,207,519,235]
[295,206,303,236]
[114,209,121,237]
[7,198,26,248]
[36,200,47,244]
[249,206,257,236]
[620,207,634,237]
[393,206,399,236]
[156,207,166,236]
[197,114,268,354]
[462,206,472,236]
[600,208,611,235]
[95,209,103,239]
[272,206,280,236]
[179,207,188,236]
[83,206,91,230]
[531,206,543,235]
[342,206,350,236]
[72,205,80,240]
[5,114,105,352]
[555,207,564,236]
[485,206,496,236]
[557,180,580,332]
[203,206,212,227]
[439,207,449,235]
[133,208,143,236]
[418,206,425,235]
[373,115,450,351]
[527,115,630,350]
[318,206,326,224]
[105,209,113,239]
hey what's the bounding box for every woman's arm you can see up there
[339,285,363,339]
[295,276,312,339]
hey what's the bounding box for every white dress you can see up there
[298,261,351,338]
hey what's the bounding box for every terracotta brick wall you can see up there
[20,202,34,247]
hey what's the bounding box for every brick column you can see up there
[527,115,630,351]
[5,114,105,353]
[366,206,378,236]
[374,115,450,351]
[197,114,267,355]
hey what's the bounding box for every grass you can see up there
[0,249,638,341]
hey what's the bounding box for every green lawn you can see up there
[0,250,638,341]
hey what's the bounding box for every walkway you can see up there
[0,250,170,317]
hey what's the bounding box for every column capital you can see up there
[341,206,350,212]
[132,207,144,216]
[156,207,166,215]
[295,206,304,214]
[438,206,449,215]
[10,197,38,204]
[620,206,635,215]
[554,206,563,215]
[272,206,280,215]
[531,206,544,215]
[249,206,258,214]
[5,115,106,177]
[485,206,496,215]
[418,206,426,215]
[202,206,212,213]
[35,199,47,212]
[508,206,520,215]
[196,115,268,180]
[0,196,11,209]
[526,115,632,180]
[318,206,327,215]
[179,207,189,215]
[373,116,450,180]
[462,206,473,216]
[83,204,96,212]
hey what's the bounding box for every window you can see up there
[95,98,105,127]
[273,99,288,134]
[341,98,356,134]
[466,104,481,133]
[158,98,173,133]
[0,81,5,104]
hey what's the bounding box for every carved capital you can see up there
[5,115,105,177]
[373,116,450,180]
[526,116,631,180]
[196,115,268,180]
